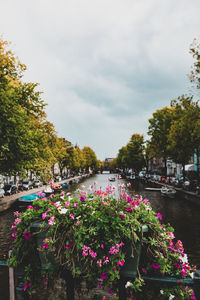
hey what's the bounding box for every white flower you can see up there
[66,192,71,196]
[125,281,132,288]
[81,185,86,188]
[68,196,72,201]
[169,295,175,300]
[190,272,194,278]
[59,208,68,214]
[160,290,164,294]
[181,254,188,264]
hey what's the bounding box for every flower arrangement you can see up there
[8,183,196,299]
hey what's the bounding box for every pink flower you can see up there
[48,216,55,226]
[126,207,132,212]
[101,272,108,280]
[23,283,27,291]
[49,194,55,198]
[24,231,31,240]
[15,218,22,225]
[156,213,162,221]
[27,205,33,209]
[69,213,74,220]
[104,257,109,264]
[65,243,71,249]
[10,232,16,240]
[151,264,160,270]
[42,243,48,249]
[117,260,124,266]
[14,211,20,217]
[43,280,48,286]
[101,244,104,249]
[65,201,70,207]
[167,231,175,239]
[24,282,32,291]
[120,214,125,219]
[143,198,149,204]
[42,208,50,220]
[97,260,102,267]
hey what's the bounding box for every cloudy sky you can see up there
[1,0,200,160]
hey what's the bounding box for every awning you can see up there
[184,164,195,171]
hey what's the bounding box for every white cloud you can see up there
[0,0,200,159]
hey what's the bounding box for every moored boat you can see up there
[17,194,39,206]
[161,186,176,198]
[61,182,69,189]
[108,177,115,182]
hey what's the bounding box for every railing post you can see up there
[193,270,200,300]
[118,276,127,300]
[15,266,24,300]
[61,269,75,300]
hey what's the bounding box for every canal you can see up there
[1,173,200,299]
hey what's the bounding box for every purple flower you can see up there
[80,195,86,202]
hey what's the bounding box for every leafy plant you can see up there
[8,184,196,299]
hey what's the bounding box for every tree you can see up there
[116,146,128,170]
[189,38,200,90]
[126,134,145,172]
[148,106,175,176]
[0,39,47,176]
[82,146,99,172]
[169,95,200,178]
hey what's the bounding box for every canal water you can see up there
[1,173,200,299]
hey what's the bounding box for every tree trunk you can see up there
[196,148,200,179]
[182,164,185,180]
[164,158,167,177]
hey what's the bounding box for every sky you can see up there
[0,0,200,160]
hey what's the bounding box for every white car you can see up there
[0,188,5,198]
[33,180,43,188]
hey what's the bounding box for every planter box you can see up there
[31,222,58,270]
[120,225,148,278]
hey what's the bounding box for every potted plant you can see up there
[8,184,196,299]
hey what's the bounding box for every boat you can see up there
[108,177,116,182]
[161,186,176,198]
[53,184,63,192]
[43,186,54,196]
[61,182,69,189]
[17,194,39,205]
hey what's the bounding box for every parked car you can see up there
[55,176,62,182]
[0,188,5,198]
[4,184,18,195]
[33,180,43,188]
[22,181,33,190]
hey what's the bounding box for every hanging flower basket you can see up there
[8,184,196,299]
